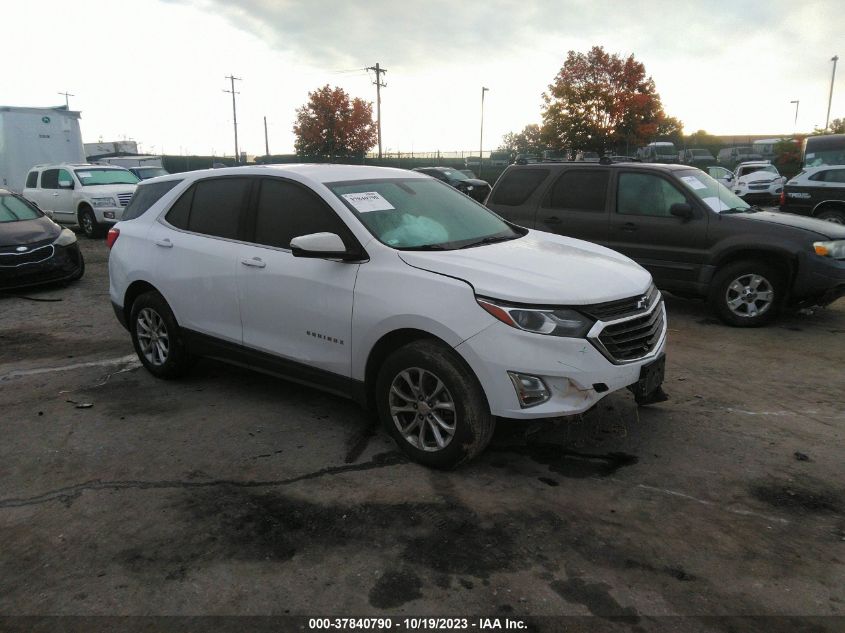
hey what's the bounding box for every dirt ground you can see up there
[0,237,843,632]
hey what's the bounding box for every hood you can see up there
[735,211,845,239]
[0,216,61,247]
[397,230,652,305]
[80,184,137,195]
[738,172,782,185]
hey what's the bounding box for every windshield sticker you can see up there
[701,196,732,212]
[341,191,395,213]
[77,172,92,178]
[805,152,815,159]
[680,176,707,190]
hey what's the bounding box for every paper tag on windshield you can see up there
[680,175,706,190]
[701,196,731,212]
[77,172,92,178]
[342,191,394,213]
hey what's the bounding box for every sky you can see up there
[2,0,841,157]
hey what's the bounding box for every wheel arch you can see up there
[122,280,163,326]
[711,247,797,288]
[811,200,845,217]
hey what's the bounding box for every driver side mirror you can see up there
[290,232,361,261]
[670,202,695,220]
[58,180,74,189]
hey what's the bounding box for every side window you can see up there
[41,169,59,189]
[617,173,687,217]
[545,170,608,212]
[491,169,549,206]
[253,179,351,249]
[58,169,73,188]
[165,186,193,229]
[809,171,827,182]
[827,169,845,183]
[25,171,38,188]
[123,179,182,221]
[187,177,249,239]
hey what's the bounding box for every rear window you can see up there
[122,179,182,221]
[545,170,608,212]
[491,168,549,206]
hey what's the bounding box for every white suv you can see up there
[108,165,667,468]
[23,163,139,238]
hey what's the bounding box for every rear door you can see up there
[148,176,250,344]
[535,168,610,244]
[607,170,710,287]
[237,177,360,379]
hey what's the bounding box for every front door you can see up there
[607,171,710,287]
[238,177,360,379]
[38,169,75,224]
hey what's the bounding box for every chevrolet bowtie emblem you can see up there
[636,295,648,310]
[16,246,27,252]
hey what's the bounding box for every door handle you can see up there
[240,257,266,268]
[621,222,638,232]
[155,239,173,248]
[543,216,562,224]
[52,193,59,197]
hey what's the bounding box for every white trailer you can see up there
[0,106,85,192]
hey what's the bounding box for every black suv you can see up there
[412,167,491,202]
[486,162,845,326]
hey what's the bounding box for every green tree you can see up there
[541,46,681,152]
[293,85,377,159]
[812,117,845,135]
[498,124,545,158]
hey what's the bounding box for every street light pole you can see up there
[790,100,800,131]
[825,55,838,132]
[479,87,489,177]
[224,75,242,163]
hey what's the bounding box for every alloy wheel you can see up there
[136,307,170,366]
[725,273,774,319]
[389,367,457,452]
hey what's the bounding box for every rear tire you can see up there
[376,340,494,469]
[709,260,784,327]
[129,291,193,379]
[78,206,104,239]
[816,208,845,224]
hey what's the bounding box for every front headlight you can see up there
[53,228,78,247]
[477,298,595,338]
[814,240,845,259]
[91,197,116,208]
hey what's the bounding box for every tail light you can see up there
[779,189,785,206]
[106,228,120,249]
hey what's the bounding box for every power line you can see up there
[223,75,242,163]
[366,63,387,159]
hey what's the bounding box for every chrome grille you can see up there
[579,284,659,321]
[748,183,770,190]
[117,192,134,207]
[593,302,665,363]
[0,243,55,267]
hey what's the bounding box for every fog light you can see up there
[103,211,115,219]
[507,371,551,408]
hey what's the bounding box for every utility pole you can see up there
[264,116,270,156]
[790,100,800,131]
[223,75,241,163]
[57,91,74,109]
[825,55,838,132]
[479,87,489,176]
[367,63,387,158]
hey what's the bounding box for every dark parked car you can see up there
[780,165,845,224]
[486,163,845,326]
[0,188,84,290]
[412,167,491,202]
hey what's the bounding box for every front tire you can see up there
[376,340,494,469]
[129,291,193,379]
[709,260,784,327]
[78,206,104,239]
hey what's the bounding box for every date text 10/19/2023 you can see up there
[308,618,528,630]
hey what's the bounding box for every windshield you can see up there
[805,148,845,167]
[0,194,41,223]
[437,168,468,182]
[654,145,675,156]
[739,165,778,177]
[328,178,521,250]
[135,167,169,179]
[676,169,749,214]
[74,169,140,186]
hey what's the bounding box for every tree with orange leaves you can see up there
[293,85,378,159]
[541,46,681,153]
